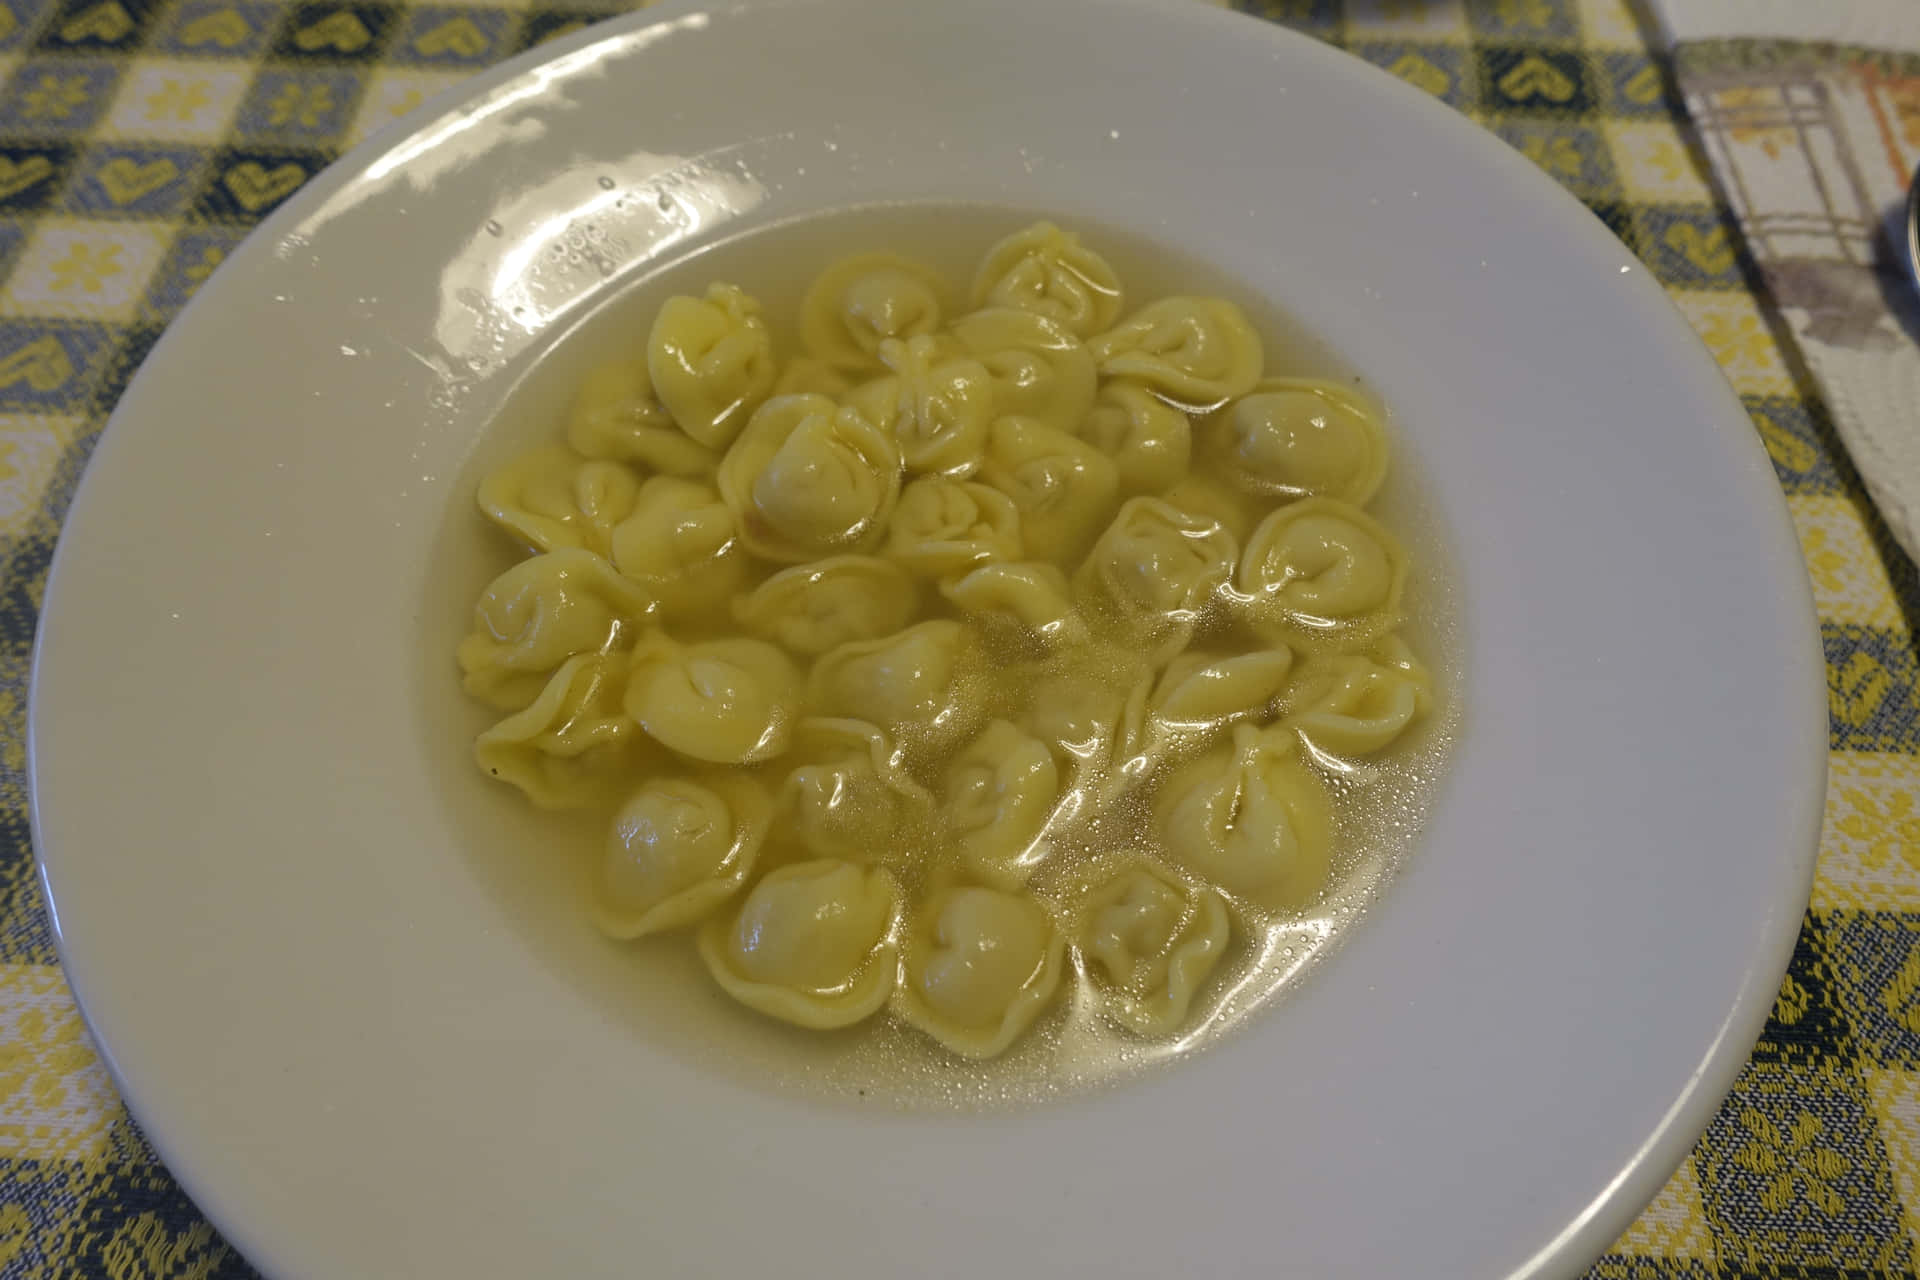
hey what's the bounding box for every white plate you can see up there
[29,1,1826,1276]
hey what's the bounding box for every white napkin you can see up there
[1647,0,1920,564]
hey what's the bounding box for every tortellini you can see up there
[773,356,852,399]
[625,631,800,764]
[808,621,981,759]
[475,652,645,809]
[943,720,1062,889]
[874,335,995,476]
[1285,636,1433,757]
[1160,473,1260,543]
[938,560,1088,649]
[1237,497,1407,651]
[971,220,1124,337]
[779,717,932,862]
[1090,296,1263,410]
[1158,646,1293,720]
[1156,723,1333,911]
[456,219,1446,1067]
[1205,378,1388,505]
[699,860,903,1028]
[647,283,776,450]
[456,549,653,711]
[608,476,747,621]
[566,356,722,477]
[1072,496,1238,657]
[1079,861,1231,1036]
[1078,380,1191,497]
[979,415,1119,566]
[477,445,640,557]
[731,555,916,657]
[1014,644,1155,788]
[1018,657,1131,760]
[948,308,1097,434]
[800,252,947,374]
[717,394,902,563]
[840,370,913,440]
[886,475,1022,578]
[1130,646,1296,763]
[592,772,770,938]
[895,886,1066,1058]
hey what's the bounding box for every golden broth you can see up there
[421,204,1462,1108]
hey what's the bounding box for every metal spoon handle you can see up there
[1907,163,1920,289]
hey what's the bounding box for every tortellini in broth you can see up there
[454,219,1445,1070]
[1078,861,1231,1036]
[1128,646,1297,767]
[1160,473,1260,544]
[979,415,1120,566]
[800,251,948,374]
[971,220,1124,338]
[1072,496,1238,658]
[896,886,1066,1058]
[609,476,747,621]
[943,719,1064,890]
[808,620,983,761]
[1156,723,1333,911]
[475,652,649,810]
[732,555,916,657]
[938,560,1088,650]
[625,631,800,764]
[1237,497,1408,652]
[1079,380,1192,497]
[874,334,995,477]
[457,548,653,712]
[717,394,902,563]
[593,772,770,938]
[1284,636,1433,758]
[948,308,1097,434]
[1205,378,1388,505]
[699,859,903,1029]
[887,475,1023,578]
[476,444,640,557]
[647,283,776,450]
[566,356,722,477]
[778,717,933,863]
[1090,296,1263,410]
[773,356,853,400]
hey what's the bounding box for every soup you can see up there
[439,208,1460,1104]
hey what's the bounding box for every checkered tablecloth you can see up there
[0,0,1909,1274]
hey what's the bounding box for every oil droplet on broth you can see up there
[432,203,1464,1111]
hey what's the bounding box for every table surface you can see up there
[0,0,1911,1275]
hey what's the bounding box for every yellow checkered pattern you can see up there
[0,0,1906,1273]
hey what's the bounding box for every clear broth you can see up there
[419,203,1463,1109]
